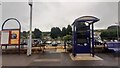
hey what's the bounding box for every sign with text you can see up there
[1,31,9,45]
[1,30,20,45]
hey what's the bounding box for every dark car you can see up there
[67,41,72,45]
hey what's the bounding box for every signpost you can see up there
[1,18,21,54]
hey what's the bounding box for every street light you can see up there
[27,0,33,56]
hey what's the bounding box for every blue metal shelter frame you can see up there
[1,18,21,55]
[72,16,100,57]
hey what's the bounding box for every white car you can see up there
[46,41,52,44]
[52,41,58,46]
[57,41,61,44]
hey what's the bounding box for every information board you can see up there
[1,31,9,45]
[1,30,20,45]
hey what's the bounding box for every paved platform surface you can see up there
[2,53,120,66]
[1,46,120,68]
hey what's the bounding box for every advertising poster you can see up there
[10,30,20,45]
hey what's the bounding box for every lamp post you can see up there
[27,0,33,56]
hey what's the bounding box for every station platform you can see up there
[2,45,120,68]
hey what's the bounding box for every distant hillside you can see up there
[42,32,51,36]
[42,32,50,34]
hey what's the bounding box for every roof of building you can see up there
[72,16,100,25]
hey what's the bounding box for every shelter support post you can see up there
[92,23,95,57]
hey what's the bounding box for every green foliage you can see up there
[66,25,72,35]
[61,27,67,37]
[61,25,72,37]
[50,25,72,40]
[56,27,61,37]
[42,32,50,36]
[100,25,120,40]
[21,31,27,39]
[63,35,72,41]
[33,28,42,39]
[21,28,42,39]
[50,27,61,39]
[21,31,29,39]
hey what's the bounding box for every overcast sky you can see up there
[0,0,119,32]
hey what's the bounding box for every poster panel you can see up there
[1,31,9,45]
[10,30,20,44]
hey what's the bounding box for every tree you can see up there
[42,32,50,37]
[63,35,72,41]
[66,25,72,35]
[33,28,42,39]
[56,27,61,37]
[50,27,61,39]
[100,25,120,40]
[61,27,67,37]
[21,31,27,39]
[50,27,57,39]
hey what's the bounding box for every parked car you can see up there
[21,39,27,45]
[45,41,52,44]
[95,40,103,45]
[32,39,40,46]
[57,41,61,44]
[52,41,58,46]
[67,41,72,45]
